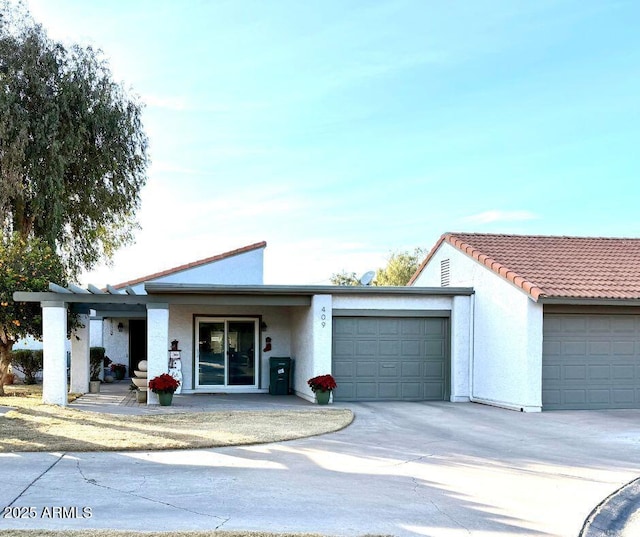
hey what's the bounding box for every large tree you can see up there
[0,2,148,389]
[374,248,426,286]
[330,248,426,287]
[0,2,148,279]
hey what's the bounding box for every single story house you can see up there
[410,232,640,411]
[14,240,473,407]
[14,233,640,411]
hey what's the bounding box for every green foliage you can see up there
[329,270,360,286]
[0,2,148,278]
[375,248,426,286]
[11,348,42,384]
[89,346,105,381]
[0,233,66,344]
[330,248,426,287]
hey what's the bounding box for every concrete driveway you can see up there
[1,401,639,536]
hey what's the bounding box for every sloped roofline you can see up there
[111,241,267,290]
[408,232,544,300]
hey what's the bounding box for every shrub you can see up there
[11,349,43,384]
[89,347,105,381]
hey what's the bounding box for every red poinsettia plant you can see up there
[307,374,337,393]
[148,373,180,394]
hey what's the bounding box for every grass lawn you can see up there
[0,530,392,537]
[0,385,353,452]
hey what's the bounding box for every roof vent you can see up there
[440,259,450,287]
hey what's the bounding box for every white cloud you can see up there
[463,210,539,225]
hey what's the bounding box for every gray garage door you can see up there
[543,314,640,410]
[332,316,449,402]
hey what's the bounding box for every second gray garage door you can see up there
[543,314,640,410]
[332,316,449,402]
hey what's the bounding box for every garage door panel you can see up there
[589,365,610,380]
[401,319,423,335]
[333,360,353,377]
[589,341,611,355]
[333,316,449,402]
[613,389,635,404]
[379,340,399,356]
[357,319,377,334]
[400,340,421,356]
[425,320,446,336]
[356,361,377,377]
[542,389,561,405]
[335,319,356,335]
[402,361,421,377]
[379,383,400,398]
[563,317,589,333]
[356,340,378,356]
[589,318,612,332]
[338,382,355,399]
[588,390,611,404]
[425,362,444,378]
[543,314,640,410]
[356,382,378,399]
[612,317,636,332]
[612,365,634,379]
[613,341,635,355]
[544,340,562,355]
[378,319,399,335]
[423,382,444,399]
[563,341,587,356]
[564,365,587,380]
[426,340,445,356]
[378,362,398,377]
[333,340,354,357]
[542,364,561,380]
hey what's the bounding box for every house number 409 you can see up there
[320,306,327,327]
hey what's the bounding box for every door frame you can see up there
[194,315,260,391]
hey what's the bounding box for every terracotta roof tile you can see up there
[111,241,267,290]
[410,232,640,301]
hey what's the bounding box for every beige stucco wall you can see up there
[168,304,293,392]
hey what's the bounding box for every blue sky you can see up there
[25,0,640,285]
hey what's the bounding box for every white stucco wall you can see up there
[125,248,265,293]
[101,319,131,369]
[331,293,472,402]
[290,296,332,402]
[413,242,543,411]
[169,304,292,392]
[89,319,103,347]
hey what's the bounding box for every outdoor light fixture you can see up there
[117,322,124,333]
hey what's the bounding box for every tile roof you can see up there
[409,233,640,301]
[112,241,267,290]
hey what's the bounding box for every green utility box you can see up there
[269,357,293,395]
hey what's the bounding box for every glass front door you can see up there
[197,318,258,388]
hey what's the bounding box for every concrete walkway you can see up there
[2,398,640,536]
[69,381,316,414]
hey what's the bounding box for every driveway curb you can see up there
[580,477,640,537]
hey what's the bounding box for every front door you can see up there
[129,319,147,377]
[196,317,258,389]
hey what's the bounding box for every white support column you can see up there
[42,301,68,406]
[450,295,472,402]
[146,303,169,405]
[311,294,333,377]
[70,313,90,394]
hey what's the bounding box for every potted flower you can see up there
[110,363,127,381]
[307,374,337,405]
[148,373,180,406]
